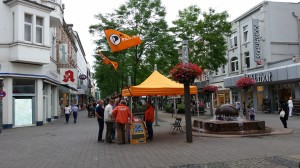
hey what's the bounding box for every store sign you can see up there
[248,72,272,83]
[60,68,77,89]
[0,90,6,97]
[79,74,87,80]
[252,19,262,62]
[59,44,68,64]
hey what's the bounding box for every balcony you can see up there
[42,0,63,27]
[9,42,50,65]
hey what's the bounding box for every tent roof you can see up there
[122,70,197,96]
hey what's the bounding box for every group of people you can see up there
[92,98,155,144]
[64,104,79,124]
[234,96,294,128]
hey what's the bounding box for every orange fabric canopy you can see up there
[122,70,198,96]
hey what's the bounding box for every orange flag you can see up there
[104,29,142,52]
[97,51,119,71]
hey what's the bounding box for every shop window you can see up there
[231,57,239,72]
[13,79,35,94]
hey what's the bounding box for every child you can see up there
[248,105,255,120]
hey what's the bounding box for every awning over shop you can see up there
[122,70,197,96]
[59,84,78,94]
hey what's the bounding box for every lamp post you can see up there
[182,40,193,143]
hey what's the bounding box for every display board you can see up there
[130,120,147,144]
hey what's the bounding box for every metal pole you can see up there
[155,96,158,126]
[182,40,192,143]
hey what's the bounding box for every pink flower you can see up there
[236,77,256,89]
[170,63,202,83]
[202,85,218,93]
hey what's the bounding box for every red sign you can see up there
[0,90,6,97]
[79,74,87,80]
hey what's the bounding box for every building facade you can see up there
[0,0,91,129]
[210,1,300,113]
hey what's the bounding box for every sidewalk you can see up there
[0,109,299,168]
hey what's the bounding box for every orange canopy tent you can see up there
[122,70,197,96]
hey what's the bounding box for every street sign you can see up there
[79,74,87,80]
[0,90,6,98]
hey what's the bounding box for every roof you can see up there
[122,70,197,96]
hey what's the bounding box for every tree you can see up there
[170,6,232,71]
[89,0,178,98]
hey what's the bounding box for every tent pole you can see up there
[155,96,158,126]
[174,97,177,117]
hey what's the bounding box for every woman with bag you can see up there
[280,102,289,128]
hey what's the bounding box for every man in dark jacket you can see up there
[95,100,105,142]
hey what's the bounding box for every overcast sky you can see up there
[62,0,299,70]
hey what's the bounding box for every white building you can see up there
[208,1,300,113]
[0,0,89,129]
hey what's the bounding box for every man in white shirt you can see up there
[104,99,115,143]
[287,97,293,117]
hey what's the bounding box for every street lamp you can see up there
[182,40,193,143]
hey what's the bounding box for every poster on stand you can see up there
[130,119,147,144]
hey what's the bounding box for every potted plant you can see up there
[202,85,218,94]
[169,63,202,83]
[236,76,256,90]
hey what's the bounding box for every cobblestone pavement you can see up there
[0,110,299,168]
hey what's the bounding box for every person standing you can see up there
[287,97,293,117]
[112,100,131,144]
[235,99,241,112]
[72,104,79,123]
[104,99,115,143]
[280,102,289,128]
[95,100,105,142]
[145,101,155,141]
[248,104,255,120]
[64,104,71,124]
[112,98,119,141]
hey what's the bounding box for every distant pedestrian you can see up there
[280,102,289,128]
[104,99,115,143]
[248,105,255,120]
[72,104,79,123]
[95,100,105,142]
[235,99,241,112]
[287,97,293,117]
[112,100,131,144]
[145,101,155,141]
[64,104,71,124]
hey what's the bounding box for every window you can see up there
[36,17,43,44]
[222,65,225,74]
[245,51,250,68]
[243,25,248,43]
[231,57,239,72]
[215,70,218,76]
[230,32,237,48]
[24,14,32,42]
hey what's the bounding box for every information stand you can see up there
[130,118,147,144]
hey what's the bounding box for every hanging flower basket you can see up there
[202,85,218,94]
[236,77,256,90]
[169,63,202,83]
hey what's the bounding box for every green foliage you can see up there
[89,0,178,98]
[89,1,232,98]
[164,104,172,113]
[170,6,232,71]
[177,104,185,114]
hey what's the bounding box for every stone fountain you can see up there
[193,104,266,135]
